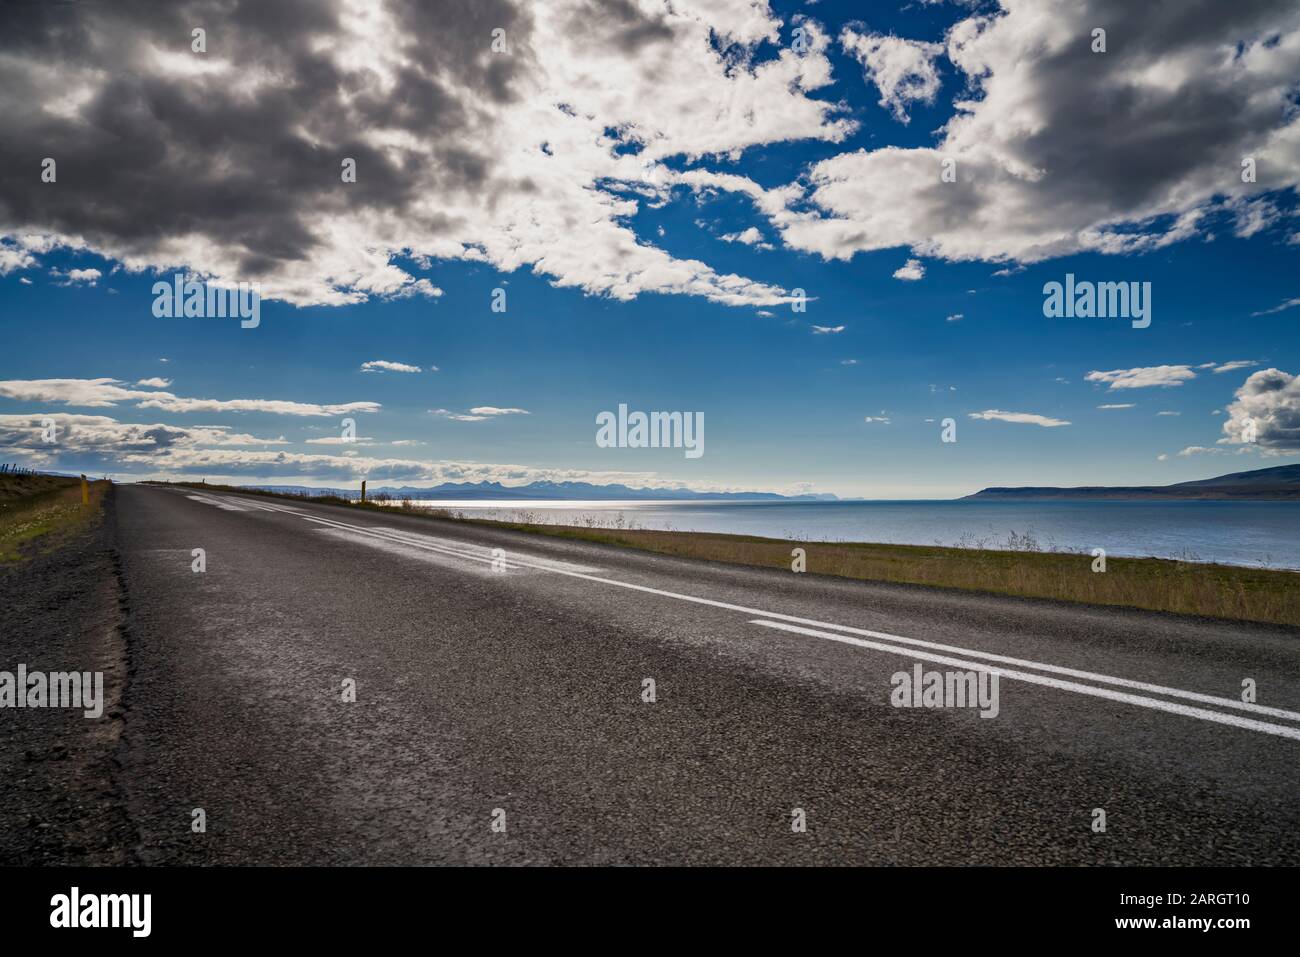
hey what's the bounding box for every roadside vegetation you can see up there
[0,470,109,563]
[158,481,1300,627]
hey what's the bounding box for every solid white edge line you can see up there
[749,619,1300,742]
[231,493,1300,731]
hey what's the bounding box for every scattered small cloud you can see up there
[305,436,375,446]
[51,267,102,287]
[431,406,530,422]
[812,325,845,334]
[1097,403,1135,409]
[719,226,772,250]
[892,258,925,281]
[1210,360,1259,374]
[430,408,487,422]
[1250,297,1300,317]
[361,360,422,374]
[969,409,1071,427]
[1085,365,1196,390]
[135,377,172,388]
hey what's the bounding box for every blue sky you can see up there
[1,0,1297,497]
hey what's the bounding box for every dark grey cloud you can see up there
[0,0,524,290]
[0,0,853,307]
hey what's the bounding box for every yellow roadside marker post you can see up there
[81,474,89,506]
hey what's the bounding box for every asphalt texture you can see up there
[7,483,1300,865]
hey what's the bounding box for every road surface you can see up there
[105,484,1300,865]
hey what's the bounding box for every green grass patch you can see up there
[0,474,108,563]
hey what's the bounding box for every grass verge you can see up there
[156,481,1300,627]
[0,474,109,563]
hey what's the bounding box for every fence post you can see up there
[361,480,366,503]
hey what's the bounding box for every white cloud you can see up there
[1210,360,1260,374]
[811,324,845,334]
[51,267,101,287]
[1085,366,1197,390]
[945,313,963,322]
[0,414,289,457]
[0,377,378,417]
[361,360,422,374]
[840,28,944,124]
[773,2,1300,267]
[430,407,528,422]
[1097,403,1135,409]
[430,409,487,422]
[1156,411,1181,416]
[969,409,1070,427]
[892,258,925,281]
[863,416,891,424]
[0,1,855,310]
[1219,368,1300,450]
[0,240,37,275]
[719,226,766,245]
[135,377,172,388]
[0,412,777,489]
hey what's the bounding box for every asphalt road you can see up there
[108,484,1299,865]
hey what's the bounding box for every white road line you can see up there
[226,495,1300,736]
[749,619,1300,742]
[186,494,245,511]
[265,504,595,573]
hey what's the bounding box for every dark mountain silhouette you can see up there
[964,464,1300,501]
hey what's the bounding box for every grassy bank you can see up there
[159,481,1300,627]
[0,473,109,563]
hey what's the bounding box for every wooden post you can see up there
[80,474,89,506]
[361,480,367,503]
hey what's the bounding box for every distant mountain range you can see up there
[246,480,840,502]
[964,464,1300,501]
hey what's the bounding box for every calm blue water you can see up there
[401,499,1300,569]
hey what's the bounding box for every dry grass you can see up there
[156,481,1300,627]
[0,474,108,563]
[490,525,1300,627]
